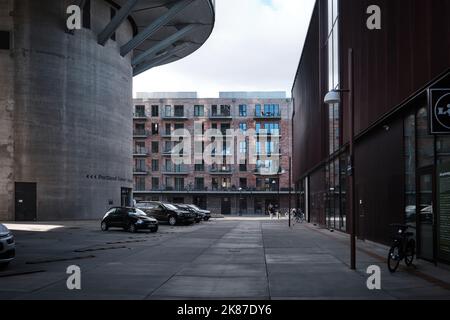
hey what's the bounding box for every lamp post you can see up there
[238,187,243,216]
[324,48,356,271]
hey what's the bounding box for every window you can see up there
[151,105,159,117]
[175,178,185,191]
[134,141,146,154]
[195,162,205,172]
[239,178,247,189]
[134,177,145,191]
[239,123,247,133]
[82,0,91,29]
[327,0,340,155]
[404,113,416,228]
[152,159,159,172]
[165,105,172,117]
[151,141,159,154]
[135,105,145,117]
[151,123,159,135]
[195,178,205,190]
[240,161,247,172]
[211,123,218,130]
[255,104,262,117]
[134,159,146,172]
[263,104,280,117]
[174,123,184,130]
[152,178,160,191]
[174,105,184,117]
[165,177,173,190]
[0,31,10,50]
[194,105,205,117]
[239,105,247,117]
[239,141,247,154]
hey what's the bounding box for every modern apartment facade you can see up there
[132,92,293,216]
[292,0,450,264]
[0,0,215,221]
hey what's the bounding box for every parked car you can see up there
[175,204,203,223]
[136,202,196,226]
[0,224,15,268]
[187,204,211,221]
[101,207,158,233]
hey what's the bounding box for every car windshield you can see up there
[129,209,147,217]
[164,204,179,211]
[189,205,200,210]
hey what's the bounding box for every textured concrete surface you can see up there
[0,218,449,300]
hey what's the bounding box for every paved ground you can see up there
[1,218,449,300]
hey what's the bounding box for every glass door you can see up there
[416,167,436,262]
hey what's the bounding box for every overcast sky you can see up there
[133,0,316,98]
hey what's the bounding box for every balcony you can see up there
[162,113,188,121]
[162,165,190,175]
[133,130,149,138]
[133,167,149,175]
[209,165,233,175]
[255,131,282,138]
[133,148,149,157]
[133,112,147,120]
[254,167,282,176]
[209,110,232,120]
[254,111,282,120]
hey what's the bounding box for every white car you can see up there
[0,224,15,267]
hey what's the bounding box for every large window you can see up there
[239,105,247,117]
[194,105,205,117]
[327,0,340,155]
[404,113,416,227]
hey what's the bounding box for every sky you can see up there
[133,0,316,98]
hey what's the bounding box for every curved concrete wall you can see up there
[11,0,134,220]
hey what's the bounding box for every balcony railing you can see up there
[209,110,232,120]
[254,111,282,119]
[133,112,147,119]
[133,167,148,175]
[162,113,188,120]
[209,165,233,174]
[133,148,148,156]
[133,130,149,138]
[162,165,190,175]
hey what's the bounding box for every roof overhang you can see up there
[103,0,215,76]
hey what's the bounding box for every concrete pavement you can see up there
[0,218,449,300]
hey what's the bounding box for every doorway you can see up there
[221,197,231,215]
[15,183,37,221]
[416,167,436,262]
[121,188,132,207]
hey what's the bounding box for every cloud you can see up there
[133,0,316,98]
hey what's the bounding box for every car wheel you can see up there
[169,216,177,226]
[128,223,137,233]
[101,222,109,231]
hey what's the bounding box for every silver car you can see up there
[0,224,15,267]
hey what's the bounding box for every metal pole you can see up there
[348,48,356,270]
[289,157,292,227]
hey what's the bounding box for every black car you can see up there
[101,207,158,233]
[136,202,196,226]
[187,204,211,221]
[175,204,203,223]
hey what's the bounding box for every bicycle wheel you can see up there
[405,239,416,267]
[388,244,401,273]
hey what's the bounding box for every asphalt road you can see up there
[0,218,449,300]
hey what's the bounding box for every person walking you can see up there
[268,203,274,219]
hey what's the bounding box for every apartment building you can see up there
[132,92,293,216]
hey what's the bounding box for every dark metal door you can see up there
[221,197,231,215]
[15,183,37,221]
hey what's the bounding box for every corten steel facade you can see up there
[292,0,450,264]
[0,0,214,221]
[132,92,294,216]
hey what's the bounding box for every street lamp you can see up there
[324,48,356,270]
[238,187,243,216]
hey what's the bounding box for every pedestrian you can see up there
[268,203,274,219]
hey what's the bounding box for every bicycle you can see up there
[292,210,305,224]
[387,224,416,273]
